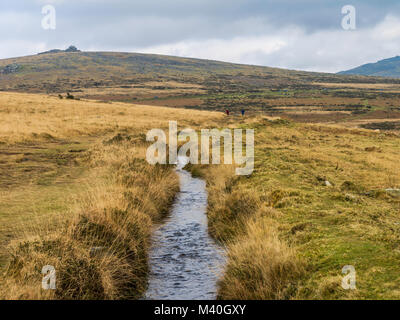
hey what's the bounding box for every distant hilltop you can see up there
[338,55,400,78]
[38,45,81,55]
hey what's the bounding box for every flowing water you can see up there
[145,156,225,300]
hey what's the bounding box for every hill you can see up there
[339,56,400,78]
[0,49,395,95]
[2,50,400,130]
[0,50,304,92]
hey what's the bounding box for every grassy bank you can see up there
[189,117,400,300]
[1,137,178,299]
[186,163,305,299]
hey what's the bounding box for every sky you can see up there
[1,0,400,73]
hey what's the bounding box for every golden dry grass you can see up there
[0,92,222,145]
[219,215,305,300]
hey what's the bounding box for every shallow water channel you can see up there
[145,156,225,300]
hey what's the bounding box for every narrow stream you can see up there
[145,156,225,300]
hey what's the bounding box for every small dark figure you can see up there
[241,109,245,116]
[225,109,230,116]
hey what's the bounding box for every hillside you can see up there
[0,50,396,95]
[3,50,400,131]
[339,56,400,78]
[0,50,307,93]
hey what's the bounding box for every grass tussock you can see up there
[219,216,305,300]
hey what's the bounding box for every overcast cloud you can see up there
[1,0,400,72]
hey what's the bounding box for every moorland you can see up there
[1,50,400,299]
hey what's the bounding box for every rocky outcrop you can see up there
[1,63,20,74]
[38,45,81,55]
[65,45,80,52]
